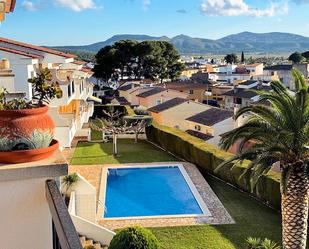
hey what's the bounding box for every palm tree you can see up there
[61,173,79,197]
[218,69,309,249]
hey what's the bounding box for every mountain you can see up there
[51,32,309,55]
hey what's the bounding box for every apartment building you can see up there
[0,37,96,148]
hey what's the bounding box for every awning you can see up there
[87,96,102,103]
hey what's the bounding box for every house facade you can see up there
[157,81,211,102]
[185,108,234,146]
[136,87,188,108]
[148,98,212,130]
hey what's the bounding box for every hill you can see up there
[51,31,309,55]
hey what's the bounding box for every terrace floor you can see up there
[69,139,282,249]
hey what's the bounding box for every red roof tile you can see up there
[0,46,43,59]
[0,37,76,58]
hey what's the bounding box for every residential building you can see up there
[148,97,211,130]
[0,0,15,21]
[264,65,294,89]
[0,37,97,148]
[222,81,271,110]
[136,87,187,108]
[263,64,309,90]
[157,81,211,102]
[185,108,234,146]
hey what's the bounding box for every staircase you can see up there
[79,235,108,249]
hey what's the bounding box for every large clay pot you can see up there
[0,105,55,138]
[0,105,57,163]
[0,139,59,164]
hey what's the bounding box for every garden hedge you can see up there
[146,123,281,210]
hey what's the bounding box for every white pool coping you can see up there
[99,163,212,220]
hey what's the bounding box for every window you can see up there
[68,84,71,98]
[195,125,201,131]
[72,81,75,93]
[189,89,194,94]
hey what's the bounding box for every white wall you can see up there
[69,175,97,223]
[0,177,53,249]
[207,117,234,146]
[160,101,211,130]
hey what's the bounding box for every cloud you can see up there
[200,0,288,17]
[176,9,188,14]
[142,0,150,10]
[21,1,38,11]
[55,0,97,11]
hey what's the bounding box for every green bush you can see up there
[146,123,281,210]
[109,226,159,249]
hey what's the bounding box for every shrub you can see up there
[245,237,281,249]
[83,246,95,249]
[109,226,159,249]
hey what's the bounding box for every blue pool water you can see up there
[104,166,203,218]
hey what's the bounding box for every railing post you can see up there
[45,179,83,249]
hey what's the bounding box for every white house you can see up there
[0,37,97,148]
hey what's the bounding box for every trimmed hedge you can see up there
[146,123,281,210]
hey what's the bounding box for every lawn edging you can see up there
[146,123,281,210]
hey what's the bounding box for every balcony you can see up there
[0,150,82,249]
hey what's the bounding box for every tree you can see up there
[288,52,305,64]
[90,107,131,156]
[224,54,238,64]
[94,40,184,83]
[93,46,119,84]
[301,51,309,61]
[241,51,245,63]
[124,115,152,143]
[217,69,309,249]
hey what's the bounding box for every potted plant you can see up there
[0,68,62,163]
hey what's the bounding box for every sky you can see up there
[1,0,309,46]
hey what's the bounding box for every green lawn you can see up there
[71,138,282,248]
[150,174,281,249]
[71,139,177,165]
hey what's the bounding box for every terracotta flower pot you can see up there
[0,105,55,138]
[0,139,59,164]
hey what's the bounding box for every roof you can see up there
[0,37,76,58]
[186,108,233,126]
[115,96,130,105]
[238,80,258,86]
[245,63,263,67]
[0,46,43,59]
[148,98,187,113]
[73,60,86,65]
[136,87,166,98]
[186,130,214,141]
[222,85,271,99]
[118,84,138,91]
[158,81,210,90]
[264,65,293,71]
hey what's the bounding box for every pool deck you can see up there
[69,162,234,230]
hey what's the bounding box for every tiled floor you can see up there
[69,162,234,230]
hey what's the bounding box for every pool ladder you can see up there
[97,200,108,215]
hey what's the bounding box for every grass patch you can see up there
[150,174,281,249]
[70,139,177,165]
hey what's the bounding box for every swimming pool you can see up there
[103,165,210,218]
